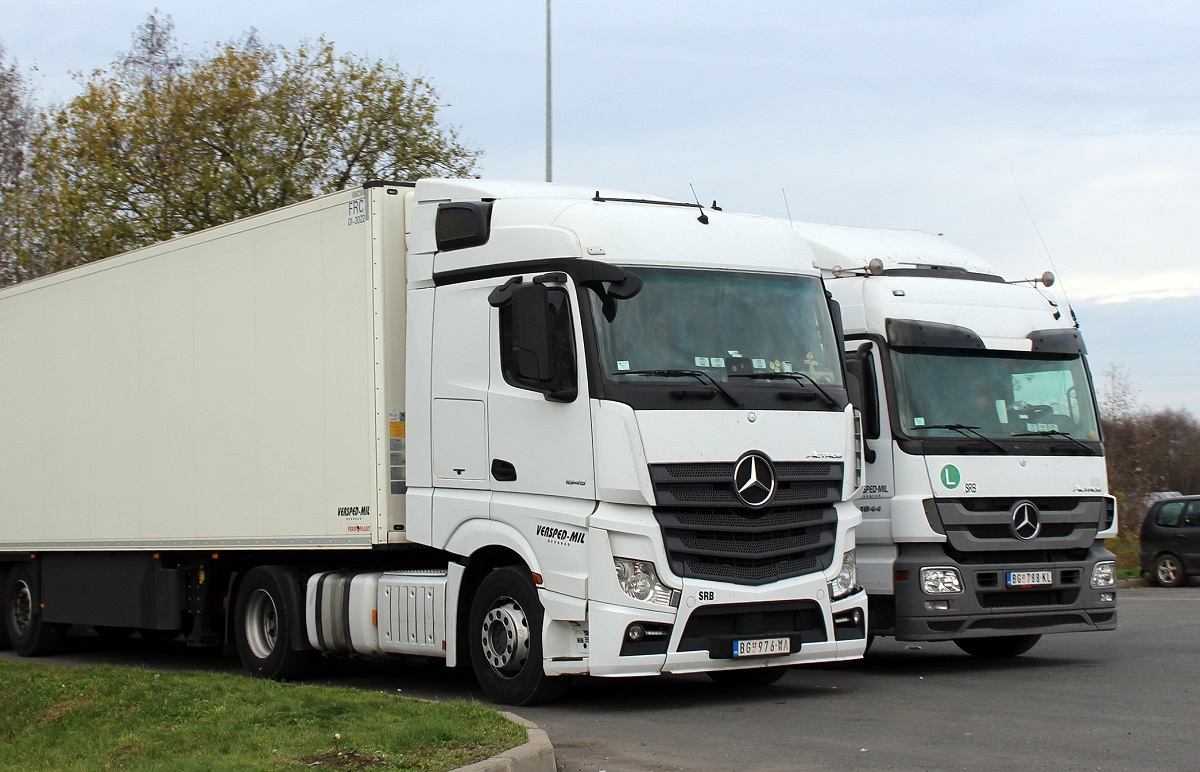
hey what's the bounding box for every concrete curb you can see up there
[456,712,556,772]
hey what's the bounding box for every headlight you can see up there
[828,550,858,600]
[614,559,679,606]
[921,567,963,595]
[1090,560,1116,588]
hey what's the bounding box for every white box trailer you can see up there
[790,222,1117,658]
[0,180,868,704]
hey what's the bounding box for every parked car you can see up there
[1140,496,1200,587]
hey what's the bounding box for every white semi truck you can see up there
[0,179,867,704]
[790,222,1116,657]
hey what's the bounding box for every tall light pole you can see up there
[545,0,552,182]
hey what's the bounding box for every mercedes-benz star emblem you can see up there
[1011,500,1041,540]
[733,452,776,508]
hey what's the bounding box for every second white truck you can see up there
[791,222,1117,657]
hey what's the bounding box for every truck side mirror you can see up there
[845,343,880,463]
[509,282,551,381]
[490,278,579,402]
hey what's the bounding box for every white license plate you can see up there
[733,637,791,657]
[1006,570,1053,587]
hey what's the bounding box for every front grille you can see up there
[930,497,1106,553]
[678,600,827,656]
[651,461,842,586]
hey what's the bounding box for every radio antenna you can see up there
[782,187,794,223]
[1012,166,1075,322]
[688,183,709,224]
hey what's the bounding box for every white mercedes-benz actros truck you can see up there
[790,222,1116,658]
[0,179,866,704]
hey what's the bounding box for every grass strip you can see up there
[0,660,525,770]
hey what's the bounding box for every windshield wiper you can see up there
[728,371,840,408]
[1011,429,1096,454]
[912,423,1009,454]
[612,369,743,407]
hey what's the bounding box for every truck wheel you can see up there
[234,566,316,680]
[0,566,10,651]
[706,667,788,687]
[954,634,1041,658]
[1153,554,1185,587]
[3,564,65,657]
[469,567,568,706]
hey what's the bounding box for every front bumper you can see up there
[567,577,867,678]
[887,542,1117,641]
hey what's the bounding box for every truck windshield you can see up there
[890,348,1101,442]
[589,267,843,409]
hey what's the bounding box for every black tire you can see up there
[234,566,317,680]
[706,666,788,687]
[0,566,10,651]
[468,566,568,706]
[3,563,65,657]
[1153,554,1186,588]
[954,634,1041,658]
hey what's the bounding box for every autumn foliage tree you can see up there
[2,13,478,281]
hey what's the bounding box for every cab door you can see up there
[846,341,897,593]
[485,273,596,535]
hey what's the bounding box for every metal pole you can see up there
[545,0,552,182]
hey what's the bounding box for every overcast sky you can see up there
[4,1,1197,413]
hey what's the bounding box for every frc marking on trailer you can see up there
[536,524,585,546]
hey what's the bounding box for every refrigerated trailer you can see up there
[790,222,1116,657]
[0,179,867,704]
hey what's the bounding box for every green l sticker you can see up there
[940,464,961,489]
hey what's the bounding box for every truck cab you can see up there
[791,222,1117,657]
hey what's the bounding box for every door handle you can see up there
[491,459,517,482]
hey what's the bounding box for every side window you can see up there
[1156,501,1184,527]
[498,285,577,398]
[1183,502,1200,528]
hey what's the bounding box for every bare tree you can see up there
[1099,364,1167,534]
[0,42,38,285]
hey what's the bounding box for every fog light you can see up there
[921,567,963,594]
[925,600,951,611]
[1099,592,1115,603]
[627,623,646,642]
[834,609,863,626]
[1090,561,1116,588]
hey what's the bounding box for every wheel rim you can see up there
[244,589,279,659]
[1158,558,1180,584]
[480,597,530,678]
[10,581,32,637]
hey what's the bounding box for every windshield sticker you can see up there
[914,417,926,426]
[1027,422,1060,432]
[694,356,711,367]
[616,360,630,371]
[711,356,726,368]
[752,358,766,369]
